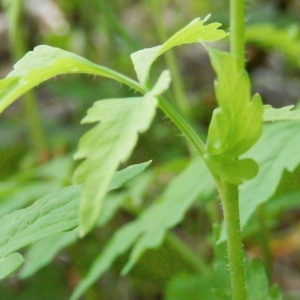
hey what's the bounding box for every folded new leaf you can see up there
[205,47,263,184]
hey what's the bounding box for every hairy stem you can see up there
[221,0,248,298]
[219,181,247,300]
[98,71,206,157]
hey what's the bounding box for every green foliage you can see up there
[131,15,227,86]
[165,243,282,300]
[246,259,282,300]
[240,121,300,230]
[20,192,126,279]
[206,48,263,156]
[0,156,73,217]
[73,72,169,235]
[263,105,300,121]
[71,159,215,300]
[0,253,24,280]
[0,162,150,278]
[19,230,77,279]
[165,232,230,300]
[0,4,299,299]
[205,47,263,184]
[0,185,79,259]
[219,121,300,242]
[0,45,140,114]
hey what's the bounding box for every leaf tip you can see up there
[204,14,211,22]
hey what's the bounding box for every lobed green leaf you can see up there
[263,104,300,121]
[205,47,263,184]
[19,193,126,279]
[131,16,227,86]
[73,72,170,236]
[240,121,300,230]
[0,162,150,280]
[0,185,80,259]
[204,154,258,185]
[0,45,137,114]
[206,48,263,157]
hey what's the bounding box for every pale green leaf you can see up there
[148,70,171,97]
[264,164,300,218]
[263,104,300,121]
[205,47,263,184]
[0,182,57,217]
[0,253,24,280]
[73,72,170,236]
[0,162,150,260]
[0,45,134,114]
[70,159,215,300]
[240,121,300,230]
[204,154,258,185]
[0,185,80,259]
[206,48,263,157]
[19,193,126,279]
[131,16,227,85]
[109,161,152,191]
[73,96,157,236]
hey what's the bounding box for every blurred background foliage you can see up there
[1,0,300,299]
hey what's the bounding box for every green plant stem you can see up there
[230,0,245,70]
[96,70,206,157]
[6,0,49,160]
[144,0,190,117]
[158,98,206,155]
[219,181,246,300]
[225,1,248,298]
[257,204,273,281]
